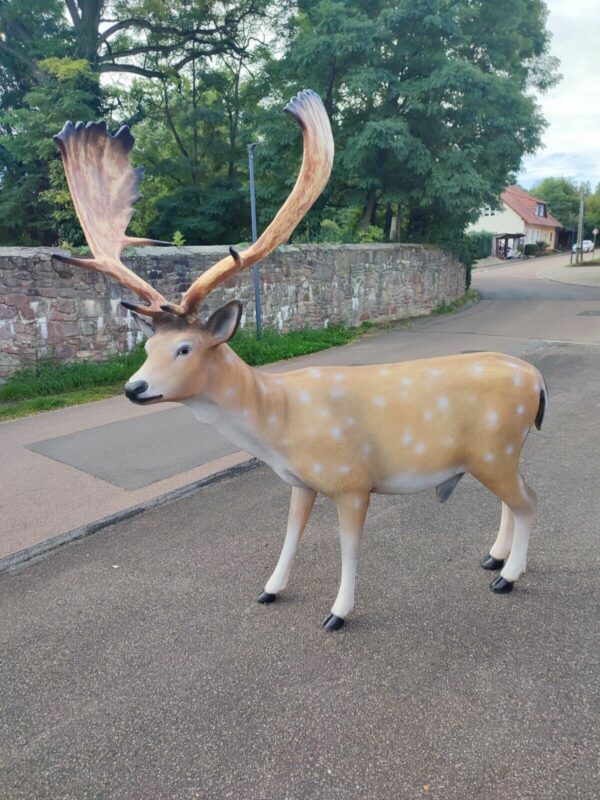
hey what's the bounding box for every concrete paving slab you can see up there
[28,406,234,490]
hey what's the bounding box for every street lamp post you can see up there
[247,143,263,340]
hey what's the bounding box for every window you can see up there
[535,202,547,217]
[483,206,496,217]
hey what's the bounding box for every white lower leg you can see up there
[500,508,533,582]
[330,493,370,619]
[331,529,361,618]
[264,487,316,595]
[265,527,302,594]
[490,503,514,560]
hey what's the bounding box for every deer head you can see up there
[53,90,334,404]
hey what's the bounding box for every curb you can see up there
[0,457,259,576]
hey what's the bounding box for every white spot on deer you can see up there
[517,404,525,414]
[299,390,311,404]
[533,381,540,393]
[346,417,355,426]
[429,367,444,378]
[353,497,362,510]
[401,377,413,386]
[330,426,342,440]
[330,386,345,399]
[318,407,330,418]
[223,350,236,364]
[379,367,390,376]
[333,372,345,381]
[373,396,386,408]
[513,373,522,386]
[442,437,455,447]
[484,452,495,462]
[486,410,498,427]
[224,387,236,398]
[338,465,351,474]
[423,410,433,422]
[309,369,322,378]
[472,363,484,376]
[438,395,449,411]
[362,443,373,456]
[505,360,520,370]
[312,463,323,474]
[506,444,514,455]
[402,432,412,445]
[414,442,426,455]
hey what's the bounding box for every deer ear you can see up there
[128,310,155,339]
[204,300,243,345]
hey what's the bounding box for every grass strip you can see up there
[0,325,361,420]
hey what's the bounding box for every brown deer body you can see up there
[54,90,547,631]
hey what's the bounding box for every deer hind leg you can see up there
[481,502,514,571]
[322,492,370,632]
[473,467,537,594]
[258,486,316,604]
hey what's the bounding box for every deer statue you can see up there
[53,90,547,631]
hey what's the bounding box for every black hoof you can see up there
[490,576,514,594]
[322,613,345,631]
[481,553,505,571]
[257,591,277,604]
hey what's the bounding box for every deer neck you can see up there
[182,345,286,460]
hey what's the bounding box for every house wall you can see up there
[0,243,466,382]
[468,203,525,236]
[524,225,556,248]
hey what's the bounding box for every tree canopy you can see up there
[0,0,566,249]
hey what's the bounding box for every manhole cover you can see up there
[577,310,600,316]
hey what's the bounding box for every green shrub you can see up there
[317,218,343,243]
[357,225,385,243]
[466,230,494,260]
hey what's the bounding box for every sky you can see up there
[518,0,600,190]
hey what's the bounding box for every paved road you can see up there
[2,259,600,798]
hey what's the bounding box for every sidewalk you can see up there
[537,259,600,287]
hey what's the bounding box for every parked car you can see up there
[572,240,595,253]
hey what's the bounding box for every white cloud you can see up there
[519,0,600,190]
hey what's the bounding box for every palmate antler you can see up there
[54,90,334,319]
[163,90,335,317]
[53,121,171,316]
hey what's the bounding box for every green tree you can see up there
[258,0,559,245]
[0,0,270,245]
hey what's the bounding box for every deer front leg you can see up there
[323,492,370,632]
[258,486,317,604]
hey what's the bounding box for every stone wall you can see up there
[0,244,465,381]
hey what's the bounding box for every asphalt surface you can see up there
[2,260,600,799]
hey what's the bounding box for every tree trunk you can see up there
[384,202,393,240]
[360,188,377,229]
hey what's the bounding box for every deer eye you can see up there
[176,344,191,357]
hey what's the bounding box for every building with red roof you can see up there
[468,185,562,258]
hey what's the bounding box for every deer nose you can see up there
[125,380,148,400]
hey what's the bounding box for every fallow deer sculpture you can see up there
[54,90,547,631]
